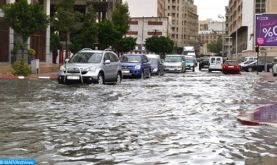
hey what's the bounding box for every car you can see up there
[199,57,209,70]
[239,56,257,66]
[121,54,152,78]
[240,60,273,72]
[185,57,196,72]
[222,60,240,74]
[208,56,223,72]
[163,54,186,73]
[57,48,122,85]
[146,54,165,76]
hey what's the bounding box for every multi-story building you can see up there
[198,19,225,55]
[157,0,198,48]
[0,0,120,64]
[226,0,277,58]
[126,17,170,52]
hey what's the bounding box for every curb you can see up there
[0,75,57,80]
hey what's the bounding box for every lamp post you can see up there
[218,15,225,57]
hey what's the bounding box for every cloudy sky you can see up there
[123,0,229,20]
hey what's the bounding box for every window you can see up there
[109,53,119,62]
[256,0,266,13]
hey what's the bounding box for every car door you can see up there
[109,52,120,79]
[142,55,151,75]
[103,53,113,80]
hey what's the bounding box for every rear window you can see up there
[225,61,237,65]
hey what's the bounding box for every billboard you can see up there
[256,14,277,47]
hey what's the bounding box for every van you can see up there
[208,56,223,72]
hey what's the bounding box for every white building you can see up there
[126,17,170,51]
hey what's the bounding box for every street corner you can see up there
[257,72,277,83]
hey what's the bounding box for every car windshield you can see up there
[225,61,237,65]
[121,55,142,63]
[187,60,194,63]
[149,58,158,64]
[165,56,182,62]
[69,52,102,63]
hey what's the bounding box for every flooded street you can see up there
[1,70,277,165]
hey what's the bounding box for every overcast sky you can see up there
[123,0,229,21]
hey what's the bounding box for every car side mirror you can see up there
[104,60,111,65]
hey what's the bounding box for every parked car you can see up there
[240,60,273,72]
[272,63,277,76]
[208,56,223,72]
[222,60,240,74]
[57,48,122,85]
[199,57,209,70]
[121,54,151,78]
[239,56,257,65]
[164,54,186,73]
[146,54,165,76]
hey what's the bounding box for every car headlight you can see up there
[135,65,141,70]
[60,65,65,71]
[84,67,96,72]
[153,68,158,72]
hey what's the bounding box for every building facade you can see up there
[198,19,225,55]
[157,0,198,48]
[0,0,120,64]
[126,17,170,52]
[226,0,277,58]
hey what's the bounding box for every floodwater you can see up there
[0,70,277,165]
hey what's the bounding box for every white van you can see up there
[208,56,223,72]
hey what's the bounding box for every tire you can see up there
[141,70,145,79]
[248,67,253,72]
[208,69,211,72]
[192,67,195,72]
[273,73,277,77]
[148,69,151,78]
[97,73,104,85]
[199,67,202,71]
[115,72,122,84]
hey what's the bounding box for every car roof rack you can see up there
[81,48,93,51]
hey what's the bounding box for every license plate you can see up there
[122,70,130,74]
[229,66,234,68]
[67,76,80,80]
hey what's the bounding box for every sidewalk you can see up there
[0,63,59,80]
[257,71,277,83]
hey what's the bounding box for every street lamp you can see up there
[218,15,225,57]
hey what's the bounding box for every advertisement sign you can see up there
[256,14,277,47]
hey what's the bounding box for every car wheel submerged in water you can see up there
[97,73,104,84]
[116,72,122,84]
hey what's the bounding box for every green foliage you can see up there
[112,2,130,38]
[145,36,174,54]
[207,37,223,56]
[28,48,36,58]
[98,20,115,50]
[114,37,136,53]
[11,43,24,55]
[3,0,49,42]
[70,6,98,53]
[50,32,61,51]
[11,59,32,76]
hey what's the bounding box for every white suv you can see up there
[57,48,122,84]
[272,63,277,76]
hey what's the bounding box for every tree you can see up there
[111,2,130,49]
[50,32,61,63]
[70,6,98,53]
[51,0,81,58]
[112,2,129,38]
[145,36,174,56]
[3,0,49,62]
[114,37,136,54]
[207,37,223,56]
[98,20,115,50]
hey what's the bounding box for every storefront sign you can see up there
[256,14,277,47]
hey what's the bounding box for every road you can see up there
[0,70,277,165]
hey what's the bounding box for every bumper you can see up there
[164,67,182,72]
[122,69,142,77]
[58,71,98,83]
